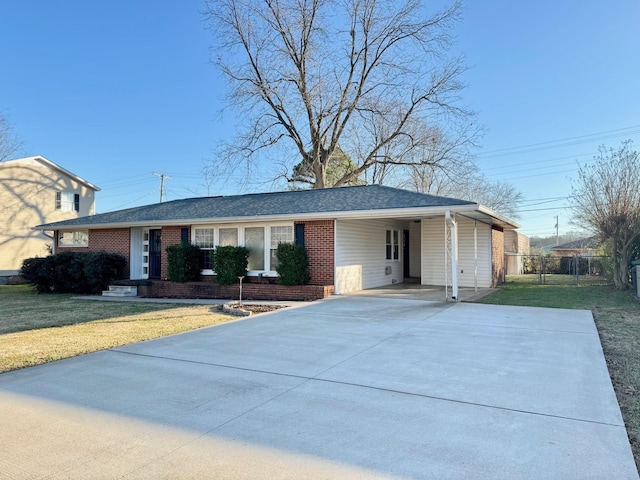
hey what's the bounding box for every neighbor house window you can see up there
[386,229,399,260]
[58,230,88,247]
[56,192,80,212]
[194,227,214,270]
[270,225,294,270]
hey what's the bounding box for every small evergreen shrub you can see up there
[276,243,310,286]
[166,243,202,283]
[20,251,126,294]
[84,252,127,292]
[20,257,55,293]
[211,246,249,285]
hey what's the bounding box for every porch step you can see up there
[102,285,138,297]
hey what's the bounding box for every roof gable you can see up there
[2,156,100,191]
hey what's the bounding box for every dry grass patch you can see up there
[0,285,236,373]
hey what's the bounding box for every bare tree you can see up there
[401,158,523,219]
[571,140,640,289]
[0,113,22,161]
[204,0,477,189]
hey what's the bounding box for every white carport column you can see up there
[444,211,459,301]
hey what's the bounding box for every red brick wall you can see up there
[160,226,189,280]
[56,228,130,272]
[139,280,333,301]
[297,220,334,286]
[491,226,505,286]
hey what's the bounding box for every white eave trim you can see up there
[4,155,100,191]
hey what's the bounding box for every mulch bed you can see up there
[225,303,284,314]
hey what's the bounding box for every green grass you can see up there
[478,279,640,470]
[0,285,236,373]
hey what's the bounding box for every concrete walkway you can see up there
[0,296,637,479]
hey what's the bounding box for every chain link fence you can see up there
[505,254,614,286]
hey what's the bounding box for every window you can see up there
[56,192,80,212]
[245,227,265,270]
[192,223,293,274]
[270,225,294,270]
[386,229,399,260]
[219,228,238,247]
[58,230,88,247]
[194,228,214,270]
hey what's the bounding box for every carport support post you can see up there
[474,221,478,292]
[445,211,459,301]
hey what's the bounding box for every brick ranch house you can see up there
[35,185,519,301]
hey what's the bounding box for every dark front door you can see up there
[403,229,410,279]
[149,229,162,279]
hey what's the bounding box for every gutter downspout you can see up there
[445,211,459,301]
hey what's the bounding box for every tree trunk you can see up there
[613,241,631,290]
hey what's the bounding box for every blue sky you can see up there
[1,0,639,238]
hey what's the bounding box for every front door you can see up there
[403,229,410,278]
[149,229,162,279]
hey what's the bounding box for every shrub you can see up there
[276,243,310,286]
[20,251,127,294]
[20,256,55,293]
[166,243,202,283]
[83,252,127,292]
[211,246,249,285]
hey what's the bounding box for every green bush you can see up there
[83,252,127,292]
[20,257,54,293]
[166,243,202,282]
[20,251,127,294]
[211,246,249,285]
[276,243,310,286]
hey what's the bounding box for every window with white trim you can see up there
[56,191,80,212]
[192,223,293,274]
[58,230,88,247]
[245,227,265,271]
[194,228,214,270]
[270,225,294,270]
[386,229,399,260]
[218,228,238,247]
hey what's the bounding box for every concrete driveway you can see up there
[0,296,637,479]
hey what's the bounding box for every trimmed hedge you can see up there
[20,251,127,294]
[276,243,310,286]
[211,246,249,285]
[166,243,201,283]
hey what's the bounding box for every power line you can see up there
[477,124,640,158]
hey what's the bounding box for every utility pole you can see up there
[152,172,171,203]
[554,215,559,245]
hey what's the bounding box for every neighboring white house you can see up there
[0,156,99,275]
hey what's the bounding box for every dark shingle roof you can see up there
[37,185,476,229]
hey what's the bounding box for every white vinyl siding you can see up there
[421,216,491,288]
[421,218,446,286]
[457,218,492,288]
[335,219,407,294]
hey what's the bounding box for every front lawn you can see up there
[0,285,236,373]
[477,280,640,470]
